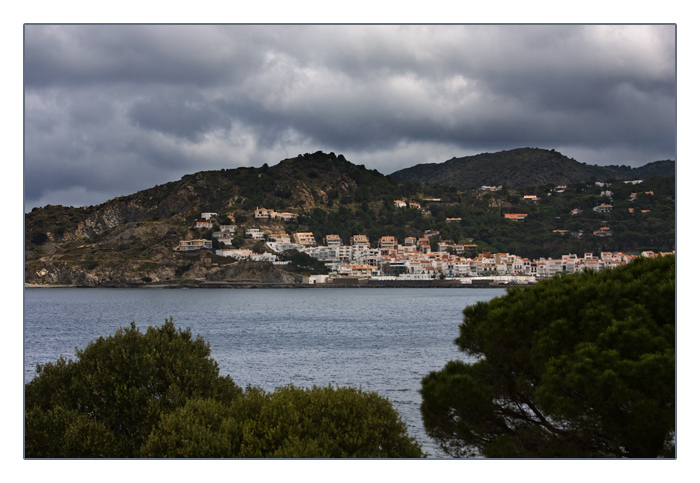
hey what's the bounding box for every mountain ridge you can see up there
[389,147,675,189]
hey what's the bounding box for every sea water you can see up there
[24,287,505,457]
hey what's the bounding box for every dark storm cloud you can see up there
[24,24,676,210]
[127,90,232,142]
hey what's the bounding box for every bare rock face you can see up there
[206,262,301,284]
[28,264,101,286]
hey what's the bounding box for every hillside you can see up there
[389,148,675,190]
[25,150,675,287]
[25,152,408,286]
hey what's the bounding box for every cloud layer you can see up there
[24,24,676,209]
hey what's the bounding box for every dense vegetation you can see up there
[24,319,423,458]
[390,147,675,190]
[420,255,675,458]
[288,172,675,259]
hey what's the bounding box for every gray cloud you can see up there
[24,24,676,210]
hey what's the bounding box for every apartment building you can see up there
[351,234,370,247]
[294,232,317,247]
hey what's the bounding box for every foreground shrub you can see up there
[25,319,423,458]
[25,319,242,457]
[143,385,424,458]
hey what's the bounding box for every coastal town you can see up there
[174,202,673,285]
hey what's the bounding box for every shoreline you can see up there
[25,280,518,289]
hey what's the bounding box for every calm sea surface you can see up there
[23,287,505,457]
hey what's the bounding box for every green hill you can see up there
[389,147,675,190]
[25,150,675,287]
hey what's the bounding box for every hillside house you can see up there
[212,229,235,245]
[271,211,298,221]
[174,239,213,252]
[504,213,528,221]
[417,238,432,254]
[246,228,265,240]
[593,203,613,213]
[269,233,291,243]
[215,249,253,260]
[201,212,218,220]
[195,221,213,230]
[254,207,272,219]
[394,200,407,208]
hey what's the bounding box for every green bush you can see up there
[142,385,424,458]
[25,320,423,458]
[25,319,241,457]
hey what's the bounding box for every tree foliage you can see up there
[420,255,675,458]
[25,319,241,457]
[142,385,424,458]
[25,319,422,458]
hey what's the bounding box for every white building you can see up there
[246,228,265,240]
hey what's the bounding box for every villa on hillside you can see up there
[246,228,265,240]
[255,207,272,219]
[255,207,297,221]
[271,212,297,221]
[174,239,213,252]
[504,213,528,221]
[195,221,214,230]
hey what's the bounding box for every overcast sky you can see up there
[23,24,676,210]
